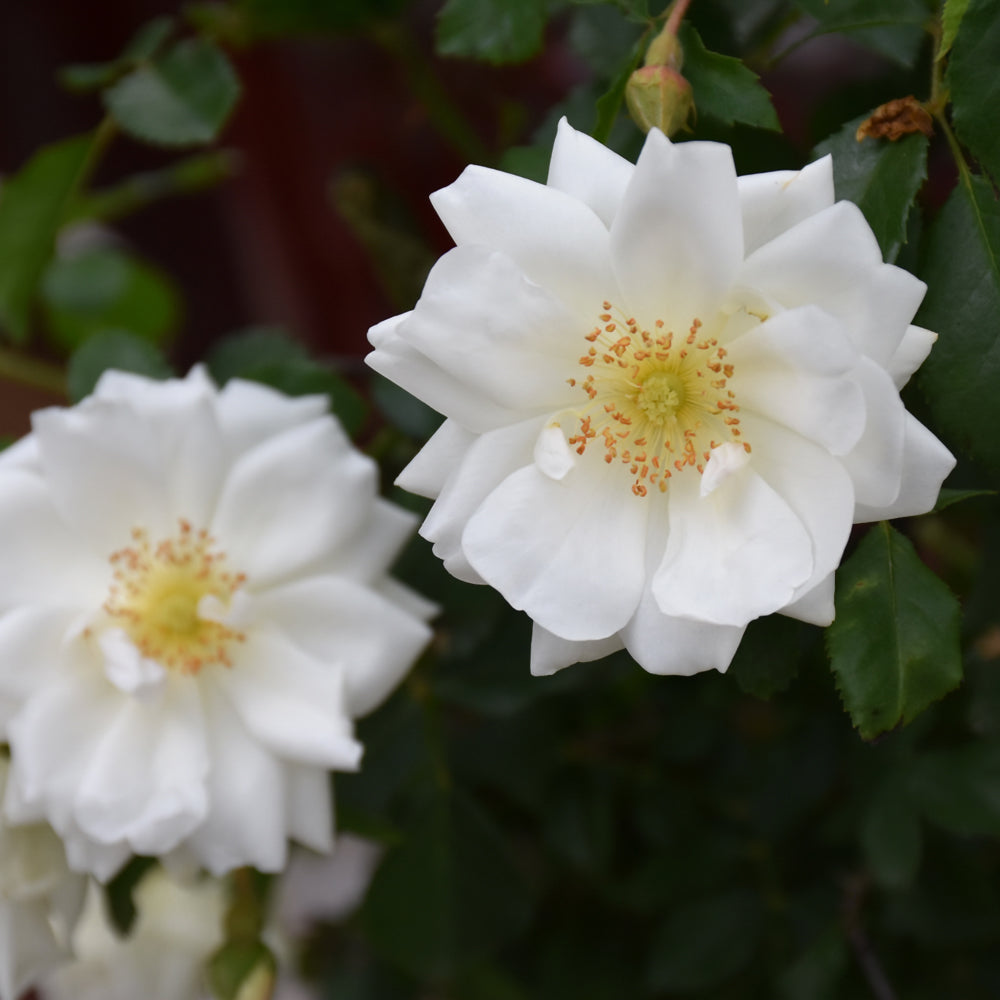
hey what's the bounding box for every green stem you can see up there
[0,348,66,396]
[367,20,492,166]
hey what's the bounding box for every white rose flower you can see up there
[0,760,85,1000]
[40,867,224,1000]
[0,369,433,879]
[367,119,954,677]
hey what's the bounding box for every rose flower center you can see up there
[567,302,749,497]
[103,519,247,674]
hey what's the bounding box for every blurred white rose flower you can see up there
[367,118,954,677]
[0,369,433,879]
[0,760,85,1000]
[40,866,223,1000]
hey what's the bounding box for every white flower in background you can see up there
[367,118,954,677]
[0,369,434,879]
[0,760,85,1000]
[40,867,224,1000]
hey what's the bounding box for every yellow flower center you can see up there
[103,520,247,674]
[567,303,749,497]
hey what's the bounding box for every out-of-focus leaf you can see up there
[792,0,933,66]
[104,39,240,147]
[435,0,547,64]
[592,42,643,144]
[41,248,180,351]
[909,744,1000,835]
[647,889,763,992]
[777,926,849,1000]
[224,0,409,38]
[934,487,996,511]
[59,16,174,92]
[0,134,94,343]
[66,329,172,402]
[728,614,814,698]
[917,175,1000,476]
[372,372,443,440]
[948,0,1000,185]
[679,24,780,131]
[939,0,972,61]
[813,113,928,261]
[862,778,923,888]
[361,792,532,978]
[827,522,962,739]
[207,328,368,438]
[103,856,157,935]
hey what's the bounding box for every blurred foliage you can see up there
[1,0,1000,998]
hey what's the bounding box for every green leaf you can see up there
[777,926,849,1000]
[103,856,157,935]
[827,522,963,739]
[104,38,241,147]
[361,792,532,978]
[59,16,174,92]
[41,248,180,351]
[861,778,923,888]
[948,0,1000,185]
[939,0,971,61]
[728,614,814,699]
[435,0,547,64]
[678,24,780,131]
[916,175,1000,477]
[909,744,1000,835]
[0,134,94,343]
[791,0,932,65]
[813,113,928,262]
[934,487,996,511]
[207,328,368,438]
[592,43,643,145]
[226,0,409,38]
[647,889,763,992]
[66,330,173,402]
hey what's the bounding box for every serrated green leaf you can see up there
[813,113,928,261]
[939,0,971,61]
[361,792,532,978]
[41,248,180,351]
[861,779,923,888]
[909,744,1000,835]
[0,134,94,343]
[827,522,962,739]
[916,175,1000,477]
[948,0,1000,186]
[104,38,240,147]
[647,889,763,992]
[435,0,547,64]
[678,24,780,131]
[66,330,173,402]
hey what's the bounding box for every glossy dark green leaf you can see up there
[916,175,1000,476]
[861,778,923,888]
[66,330,173,402]
[41,248,180,351]
[827,522,962,739]
[679,24,780,131]
[948,0,1000,185]
[909,744,1000,835]
[647,889,763,992]
[361,792,532,978]
[813,113,928,261]
[436,0,547,64]
[104,39,240,147]
[0,134,94,343]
